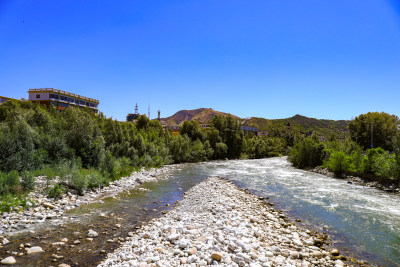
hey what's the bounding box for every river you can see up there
[2,157,399,266]
[188,157,400,266]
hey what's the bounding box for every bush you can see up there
[21,171,35,190]
[47,183,66,199]
[87,169,107,189]
[99,152,119,180]
[362,148,386,174]
[289,136,326,169]
[0,170,20,195]
[0,193,29,213]
[324,151,351,176]
[70,169,88,195]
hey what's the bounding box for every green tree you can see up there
[212,115,243,159]
[180,120,205,142]
[349,112,399,151]
[324,151,351,176]
[289,135,326,169]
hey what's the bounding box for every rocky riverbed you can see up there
[0,166,174,238]
[99,177,350,267]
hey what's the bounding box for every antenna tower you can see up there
[148,104,150,118]
[135,103,138,114]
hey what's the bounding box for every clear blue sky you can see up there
[1,0,400,121]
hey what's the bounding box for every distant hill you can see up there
[161,108,349,137]
[161,108,239,126]
[247,114,349,136]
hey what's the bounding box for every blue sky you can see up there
[1,0,400,121]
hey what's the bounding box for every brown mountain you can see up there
[161,108,239,125]
[161,108,349,137]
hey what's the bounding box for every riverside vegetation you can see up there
[0,101,288,212]
[289,112,400,188]
[1,100,399,213]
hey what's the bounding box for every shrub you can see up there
[362,148,386,174]
[87,169,107,189]
[21,171,35,190]
[324,151,351,176]
[70,169,88,195]
[47,183,66,199]
[99,152,119,180]
[289,136,326,169]
[0,170,20,195]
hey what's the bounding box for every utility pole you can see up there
[371,122,373,148]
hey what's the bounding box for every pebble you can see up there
[1,256,16,265]
[27,246,44,254]
[331,248,340,256]
[87,229,99,238]
[211,251,223,261]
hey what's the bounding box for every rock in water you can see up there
[87,229,99,238]
[331,249,340,256]
[1,256,16,265]
[27,246,44,254]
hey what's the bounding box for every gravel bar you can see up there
[0,166,175,237]
[99,176,346,267]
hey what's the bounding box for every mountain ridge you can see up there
[161,108,349,136]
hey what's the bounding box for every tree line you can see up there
[0,100,288,211]
[2,100,398,212]
[289,112,400,186]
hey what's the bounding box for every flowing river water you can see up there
[2,157,399,266]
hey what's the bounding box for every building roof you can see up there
[28,88,99,104]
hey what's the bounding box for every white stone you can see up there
[87,229,99,238]
[27,246,44,254]
[1,256,16,265]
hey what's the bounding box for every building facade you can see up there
[241,125,258,135]
[0,96,18,105]
[28,88,99,113]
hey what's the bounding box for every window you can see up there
[59,102,69,108]
[49,94,59,100]
[36,94,40,99]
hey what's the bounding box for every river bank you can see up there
[99,176,353,267]
[311,166,400,195]
[0,166,175,238]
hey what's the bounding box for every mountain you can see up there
[161,108,239,126]
[161,108,349,137]
[247,114,349,136]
